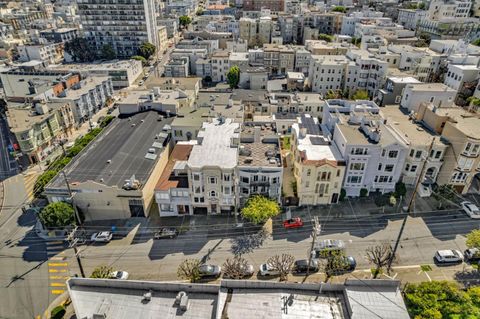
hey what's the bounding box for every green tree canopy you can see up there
[131,55,148,66]
[179,15,192,27]
[325,89,342,99]
[177,259,201,283]
[227,66,240,88]
[404,281,480,319]
[332,6,347,13]
[90,265,114,278]
[100,44,116,60]
[39,202,75,228]
[472,39,480,47]
[318,33,334,42]
[64,38,97,62]
[322,250,349,282]
[432,184,457,209]
[352,90,369,100]
[241,195,280,224]
[467,229,480,249]
[138,42,156,59]
[395,181,407,197]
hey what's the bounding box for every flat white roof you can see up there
[188,118,240,169]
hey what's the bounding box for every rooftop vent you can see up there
[244,157,253,164]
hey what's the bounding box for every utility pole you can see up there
[305,216,320,281]
[387,137,436,272]
[61,170,81,225]
[67,228,86,278]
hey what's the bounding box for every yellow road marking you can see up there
[50,276,69,280]
[51,289,65,295]
[50,282,66,287]
[49,269,68,273]
[49,256,66,261]
[48,262,68,267]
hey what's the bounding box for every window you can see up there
[241,188,248,194]
[223,174,231,181]
[415,150,422,159]
[241,177,249,183]
[305,181,310,188]
[253,175,259,182]
[385,164,394,172]
[194,197,205,203]
[261,175,267,182]
[378,163,382,171]
[382,150,386,157]
[409,149,414,157]
[223,187,230,195]
[209,191,217,197]
[209,177,217,184]
[160,204,172,211]
[435,151,442,159]
[410,165,417,172]
[347,176,362,184]
[158,193,169,200]
[405,164,410,171]
[272,177,278,184]
[388,150,398,158]
[337,169,341,177]
[350,163,365,171]
[306,169,311,176]
[193,173,200,181]
[451,172,467,183]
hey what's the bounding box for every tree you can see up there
[131,55,147,66]
[351,37,361,46]
[138,42,156,59]
[39,202,75,228]
[34,170,58,198]
[359,188,368,197]
[318,33,334,42]
[227,66,240,88]
[241,195,280,224]
[325,89,341,99]
[432,184,456,209]
[472,39,480,47]
[466,229,480,249]
[339,188,346,201]
[100,44,116,60]
[64,38,97,62]
[90,265,113,278]
[404,281,480,319]
[365,243,395,278]
[322,250,349,283]
[418,2,426,9]
[177,259,202,283]
[395,181,407,197]
[352,90,369,100]
[332,6,346,13]
[267,254,295,281]
[50,305,66,319]
[223,256,251,279]
[179,15,192,27]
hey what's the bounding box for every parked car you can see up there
[154,227,178,239]
[111,271,129,280]
[198,264,221,278]
[259,263,280,276]
[283,217,304,229]
[461,201,480,219]
[314,239,345,254]
[434,250,463,264]
[464,248,480,262]
[224,263,255,279]
[90,231,113,243]
[343,256,357,271]
[293,259,319,273]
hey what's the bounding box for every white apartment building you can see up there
[426,0,472,20]
[444,64,480,91]
[346,49,388,97]
[397,9,427,30]
[308,55,353,95]
[211,50,230,82]
[17,43,64,65]
[400,83,457,113]
[323,100,408,197]
[77,0,158,58]
[187,117,239,214]
[340,10,385,36]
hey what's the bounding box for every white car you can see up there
[461,201,480,219]
[434,250,463,264]
[259,263,280,276]
[90,231,113,243]
[111,271,129,280]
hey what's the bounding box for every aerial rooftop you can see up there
[48,111,173,189]
[238,124,281,168]
[187,117,240,169]
[155,144,193,191]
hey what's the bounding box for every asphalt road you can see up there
[66,209,479,282]
[0,115,18,180]
[0,174,50,319]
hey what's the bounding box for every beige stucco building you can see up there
[291,114,346,205]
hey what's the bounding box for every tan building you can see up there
[44,112,173,220]
[263,44,295,75]
[381,106,448,193]
[158,25,168,54]
[418,106,480,194]
[291,114,346,205]
[6,100,75,164]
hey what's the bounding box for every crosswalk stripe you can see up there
[49,256,66,261]
[49,269,68,273]
[50,282,66,287]
[50,276,69,280]
[48,262,68,267]
[51,290,65,295]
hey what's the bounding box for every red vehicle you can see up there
[283,217,304,229]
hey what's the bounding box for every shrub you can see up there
[50,305,66,319]
[395,181,407,197]
[359,188,368,197]
[374,194,389,207]
[339,188,346,201]
[39,202,76,228]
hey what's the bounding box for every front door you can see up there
[331,193,339,204]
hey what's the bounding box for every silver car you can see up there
[198,264,221,278]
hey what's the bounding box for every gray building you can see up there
[375,76,422,106]
[164,57,189,77]
[39,28,80,43]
